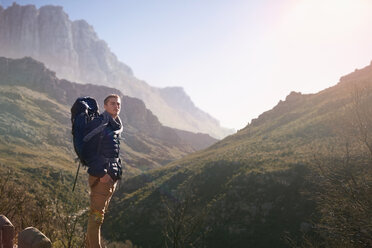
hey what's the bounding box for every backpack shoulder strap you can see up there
[83,118,109,142]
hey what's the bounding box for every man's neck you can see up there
[104,111,117,119]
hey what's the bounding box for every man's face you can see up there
[104,97,121,118]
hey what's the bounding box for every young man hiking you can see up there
[81,94,123,248]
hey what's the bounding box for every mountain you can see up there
[103,62,372,247]
[0,3,234,139]
[0,56,218,176]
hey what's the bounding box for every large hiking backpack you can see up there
[71,96,99,165]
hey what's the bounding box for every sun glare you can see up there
[283,0,371,36]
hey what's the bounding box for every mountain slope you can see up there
[0,85,72,170]
[103,62,372,247]
[0,3,233,138]
[0,56,218,174]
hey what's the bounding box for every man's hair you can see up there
[104,94,120,105]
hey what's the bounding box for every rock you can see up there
[285,91,302,102]
[18,227,51,248]
[0,215,14,248]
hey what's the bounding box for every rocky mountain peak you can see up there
[72,19,96,35]
[285,91,303,102]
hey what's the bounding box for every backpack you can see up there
[71,96,100,165]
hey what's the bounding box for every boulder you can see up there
[0,215,14,248]
[18,227,51,248]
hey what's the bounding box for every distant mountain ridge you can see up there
[0,56,217,173]
[0,3,234,138]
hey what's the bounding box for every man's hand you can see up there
[100,174,113,183]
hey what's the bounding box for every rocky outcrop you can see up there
[19,227,51,248]
[0,3,133,87]
[0,215,14,248]
[0,3,233,139]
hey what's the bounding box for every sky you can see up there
[1,0,372,130]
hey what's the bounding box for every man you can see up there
[82,94,123,248]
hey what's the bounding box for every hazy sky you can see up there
[1,0,372,130]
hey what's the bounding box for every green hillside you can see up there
[0,85,73,170]
[104,63,372,247]
[0,85,83,197]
